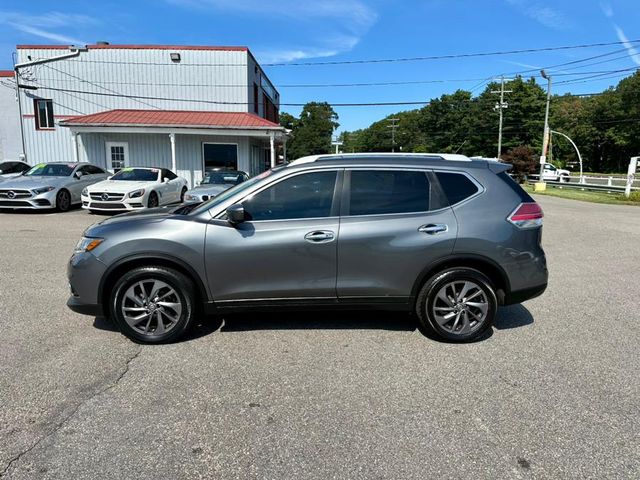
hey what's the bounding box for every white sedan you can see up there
[82,167,188,213]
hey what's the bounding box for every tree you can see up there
[502,145,537,182]
[280,102,339,159]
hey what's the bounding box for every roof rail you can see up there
[288,152,472,166]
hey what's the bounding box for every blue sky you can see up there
[0,0,638,132]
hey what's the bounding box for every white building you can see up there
[0,70,22,161]
[14,43,287,186]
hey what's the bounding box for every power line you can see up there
[263,39,640,66]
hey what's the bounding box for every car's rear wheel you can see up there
[111,266,195,343]
[56,189,71,212]
[416,268,497,342]
[180,187,188,203]
[147,191,159,208]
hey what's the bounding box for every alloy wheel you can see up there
[121,279,182,336]
[431,280,489,335]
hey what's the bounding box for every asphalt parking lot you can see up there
[0,197,638,479]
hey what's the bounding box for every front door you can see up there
[336,169,458,300]
[204,170,341,302]
[105,142,129,173]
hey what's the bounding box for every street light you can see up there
[536,69,552,191]
[550,130,583,182]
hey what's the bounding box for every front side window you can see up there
[34,99,54,129]
[243,171,337,221]
[163,169,178,180]
[434,172,479,206]
[348,170,430,216]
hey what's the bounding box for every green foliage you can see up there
[338,72,640,173]
[280,102,339,159]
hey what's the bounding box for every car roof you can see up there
[285,153,494,171]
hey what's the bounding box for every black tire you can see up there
[56,189,71,212]
[147,191,159,208]
[416,268,497,342]
[111,266,196,344]
[180,187,188,203]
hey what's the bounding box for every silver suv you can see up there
[67,154,548,343]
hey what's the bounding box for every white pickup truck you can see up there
[542,163,571,182]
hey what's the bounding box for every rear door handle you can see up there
[418,224,448,235]
[304,230,335,243]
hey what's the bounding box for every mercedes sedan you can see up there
[0,162,108,211]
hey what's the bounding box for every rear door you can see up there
[336,168,458,301]
[204,169,342,302]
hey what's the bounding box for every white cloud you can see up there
[167,0,377,62]
[505,0,569,30]
[600,2,614,18]
[0,11,96,44]
[613,24,640,66]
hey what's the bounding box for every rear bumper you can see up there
[503,283,547,305]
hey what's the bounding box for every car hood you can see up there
[87,180,154,193]
[84,204,197,237]
[0,175,71,189]
[188,184,229,196]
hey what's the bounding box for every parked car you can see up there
[0,162,108,211]
[542,163,570,182]
[0,160,30,180]
[184,170,249,202]
[81,167,188,213]
[67,153,548,344]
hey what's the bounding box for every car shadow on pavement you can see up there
[92,315,225,342]
[494,304,534,330]
[220,310,417,332]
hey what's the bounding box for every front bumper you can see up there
[82,193,145,212]
[0,189,57,209]
[67,250,108,317]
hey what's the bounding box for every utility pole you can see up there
[537,69,552,188]
[387,118,399,152]
[491,76,512,160]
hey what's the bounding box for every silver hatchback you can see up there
[67,154,548,344]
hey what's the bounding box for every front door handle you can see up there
[418,224,448,235]
[304,230,335,243]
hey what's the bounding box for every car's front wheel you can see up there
[111,266,195,343]
[180,187,188,203]
[416,268,497,342]
[56,189,71,212]
[147,191,159,208]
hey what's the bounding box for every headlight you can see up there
[81,187,88,196]
[73,237,104,254]
[128,188,145,198]
[32,186,55,195]
[185,194,197,201]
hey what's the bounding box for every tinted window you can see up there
[111,168,159,182]
[203,171,245,185]
[349,170,429,216]
[163,169,178,180]
[84,165,105,175]
[435,172,479,205]
[243,171,337,221]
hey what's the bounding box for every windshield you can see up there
[202,172,245,186]
[25,163,74,177]
[189,169,277,215]
[111,168,159,182]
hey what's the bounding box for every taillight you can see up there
[507,202,543,228]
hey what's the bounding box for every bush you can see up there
[627,191,640,202]
[502,146,538,182]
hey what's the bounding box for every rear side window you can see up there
[243,171,337,221]
[349,170,429,215]
[435,172,479,205]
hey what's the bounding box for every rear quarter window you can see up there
[434,172,479,205]
[496,171,534,202]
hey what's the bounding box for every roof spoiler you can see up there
[487,161,512,173]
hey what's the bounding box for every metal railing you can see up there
[526,175,639,194]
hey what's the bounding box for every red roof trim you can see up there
[60,109,283,130]
[0,70,14,77]
[17,44,248,52]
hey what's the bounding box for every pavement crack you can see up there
[0,345,143,478]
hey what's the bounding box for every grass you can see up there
[523,184,640,206]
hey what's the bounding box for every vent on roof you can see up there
[96,41,110,46]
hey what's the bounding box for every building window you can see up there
[105,142,129,172]
[34,99,54,129]
[203,143,238,171]
[253,83,259,114]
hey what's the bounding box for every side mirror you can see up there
[226,203,245,225]
[163,177,170,183]
[74,171,83,179]
[107,175,113,180]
